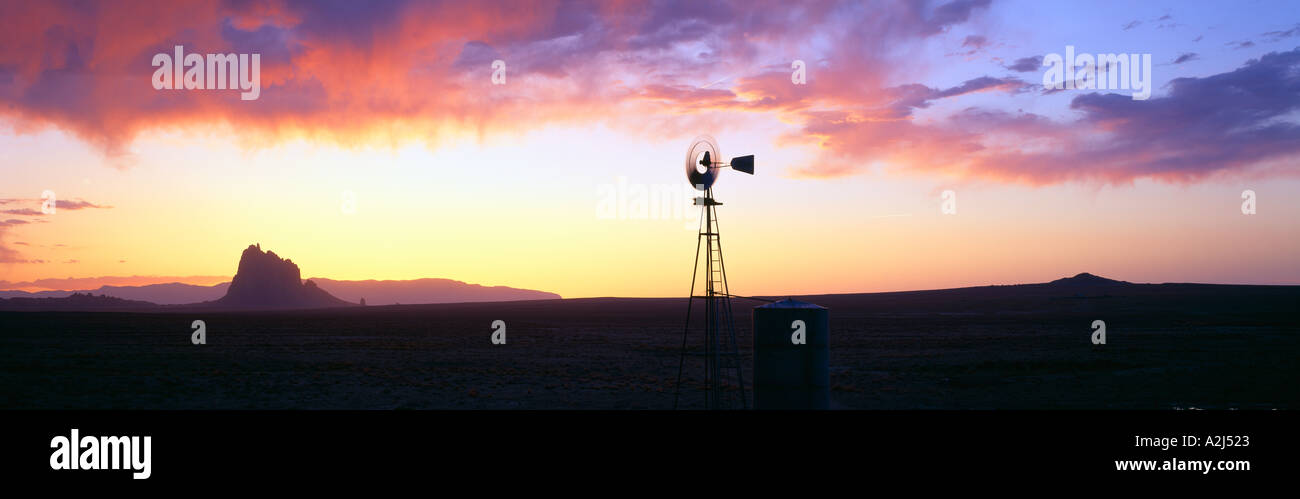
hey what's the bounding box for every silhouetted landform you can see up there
[1047,272,1130,287]
[0,292,160,311]
[0,274,557,307]
[207,244,353,310]
[306,278,561,304]
[98,282,231,303]
[0,271,1285,312]
[0,282,232,304]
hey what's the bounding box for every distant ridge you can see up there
[308,277,561,305]
[0,282,229,304]
[93,282,229,304]
[0,292,159,311]
[2,272,1286,312]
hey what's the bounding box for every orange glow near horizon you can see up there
[3,126,1298,298]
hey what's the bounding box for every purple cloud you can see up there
[1005,55,1043,72]
[790,48,1300,184]
[1262,24,1300,41]
[922,0,992,35]
[1055,48,1300,181]
[962,35,989,51]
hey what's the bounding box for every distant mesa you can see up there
[306,278,561,304]
[95,282,230,304]
[210,244,352,310]
[1047,273,1131,287]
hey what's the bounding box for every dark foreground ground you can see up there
[1,282,1297,409]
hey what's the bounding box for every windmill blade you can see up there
[685,135,722,191]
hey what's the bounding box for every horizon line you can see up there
[4,272,1298,298]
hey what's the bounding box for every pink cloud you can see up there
[0,0,1295,188]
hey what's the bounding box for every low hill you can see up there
[0,292,160,311]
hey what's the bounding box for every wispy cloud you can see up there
[0,198,111,215]
[1262,23,1300,41]
[1005,55,1043,72]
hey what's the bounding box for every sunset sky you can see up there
[1,0,1298,297]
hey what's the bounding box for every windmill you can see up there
[673,135,754,410]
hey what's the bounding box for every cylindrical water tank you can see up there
[753,299,829,410]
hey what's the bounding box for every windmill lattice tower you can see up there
[673,136,754,410]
